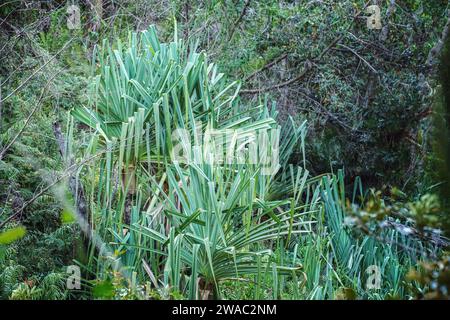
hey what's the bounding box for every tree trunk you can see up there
[198,277,215,300]
[121,164,136,225]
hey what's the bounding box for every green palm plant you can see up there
[70,24,318,299]
[72,24,282,222]
[128,149,318,298]
[68,24,433,300]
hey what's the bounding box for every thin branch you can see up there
[240,1,372,94]
[0,72,59,161]
[241,63,313,94]
[0,4,104,103]
[426,9,450,67]
[0,37,74,103]
[244,53,288,82]
[337,43,378,74]
[228,0,251,41]
[295,87,359,133]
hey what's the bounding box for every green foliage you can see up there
[8,272,67,300]
[427,28,450,237]
[70,25,316,299]
[0,0,448,301]
[67,26,438,300]
[92,279,115,299]
[61,210,76,224]
[407,255,450,299]
[0,2,88,299]
[171,0,448,190]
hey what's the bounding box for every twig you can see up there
[337,43,378,74]
[244,53,288,82]
[240,1,372,94]
[0,37,74,103]
[426,9,450,67]
[296,87,358,132]
[241,63,313,94]
[228,0,251,41]
[0,72,59,161]
[0,151,103,230]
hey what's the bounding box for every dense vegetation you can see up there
[0,0,449,300]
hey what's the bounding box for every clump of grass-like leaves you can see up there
[70,25,315,299]
[69,26,431,300]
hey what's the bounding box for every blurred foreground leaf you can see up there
[0,226,26,245]
[61,210,76,224]
[92,280,115,299]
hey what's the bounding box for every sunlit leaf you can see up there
[61,209,76,224]
[0,226,26,245]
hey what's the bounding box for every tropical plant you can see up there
[70,25,318,299]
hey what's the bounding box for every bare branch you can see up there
[240,0,372,95]
[228,0,251,41]
[244,53,288,82]
[0,38,74,104]
[426,10,450,67]
[0,72,59,161]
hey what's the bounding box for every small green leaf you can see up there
[61,209,76,224]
